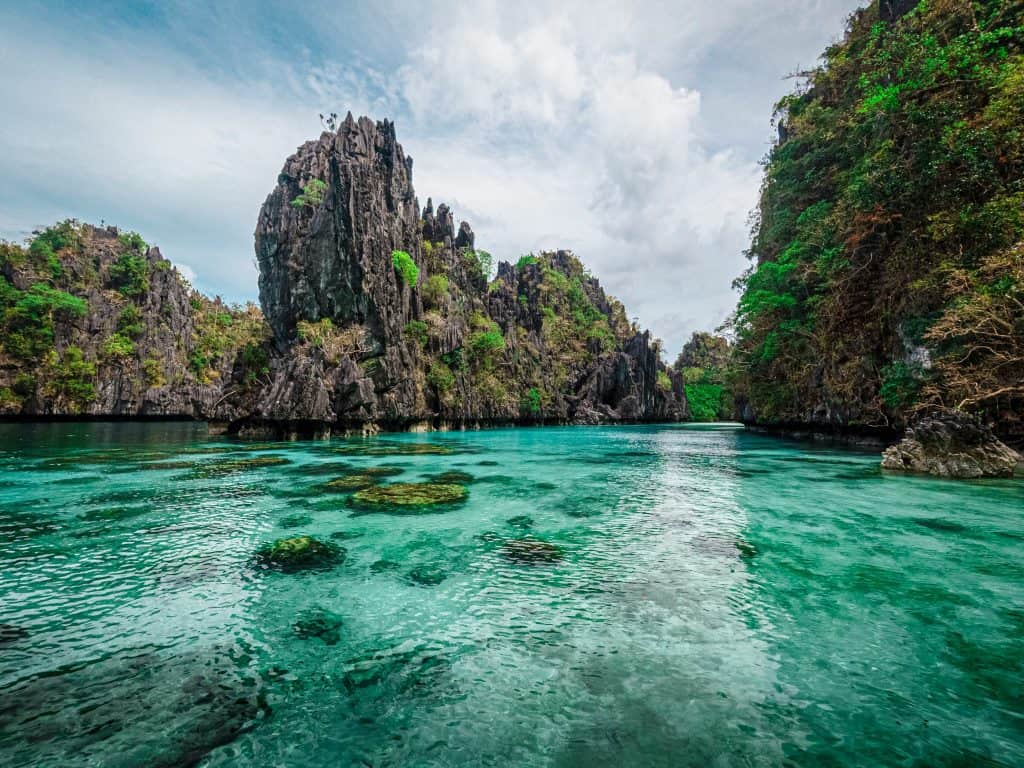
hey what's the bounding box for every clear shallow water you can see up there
[0,422,1021,767]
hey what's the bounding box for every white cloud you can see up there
[0,0,854,354]
[396,4,763,351]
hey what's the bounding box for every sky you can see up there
[0,0,857,355]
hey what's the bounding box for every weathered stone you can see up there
[407,565,446,586]
[501,536,565,564]
[254,536,344,571]
[3,116,688,433]
[292,607,343,645]
[881,409,1021,478]
[350,482,467,512]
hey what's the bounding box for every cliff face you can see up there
[0,224,267,420]
[1,115,685,434]
[240,114,685,435]
[732,0,1024,448]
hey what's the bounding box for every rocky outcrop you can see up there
[1,115,686,435]
[0,223,266,420]
[881,409,1021,478]
[878,0,921,22]
[238,115,686,435]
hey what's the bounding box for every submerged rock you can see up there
[426,470,475,484]
[0,623,30,645]
[358,466,406,477]
[350,482,467,513]
[286,461,354,476]
[190,456,291,478]
[330,442,455,456]
[329,530,365,541]
[254,536,344,572]
[0,643,269,768]
[370,559,402,573]
[407,565,446,586]
[292,607,343,645]
[506,515,534,530]
[881,409,1021,478]
[142,460,196,471]
[324,474,382,492]
[278,513,313,528]
[502,537,565,565]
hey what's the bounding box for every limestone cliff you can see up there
[0,223,266,420]
[1,115,686,435]
[239,114,686,435]
[731,0,1024,456]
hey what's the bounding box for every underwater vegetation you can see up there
[349,482,468,514]
[254,536,345,572]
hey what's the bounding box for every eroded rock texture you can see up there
[240,114,686,435]
[1,115,686,435]
[881,409,1021,478]
[0,224,266,420]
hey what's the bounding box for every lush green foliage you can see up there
[657,371,672,392]
[143,357,166,386]
[290,179,327,209]
[515,254,539,270]
[117,231,148,253]
[733,1,1024,428]
[392,250,419,286]
[404,319,428,347]
[108,253,150,297]
[240,342,270,385]
[427,360,456,392]
[1,283,87,360]
[28,221,81,278]
[47,346,95,408]
[191,299,267,384]
[521,386,542,415]
[468,313,505,369]
[465,249,493,279]
[102,333,135,359]
[117,304,145,338]
[422,274,449,307]
[686,383,725,422]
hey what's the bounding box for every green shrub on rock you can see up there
[404,320,428,348]
[108,253,150,297]
[47,346,96,408]
[102,333,135,360]
[290,179,327,210]
[392,250,419,286]
[117,304,145,338]
[422,274,449,307]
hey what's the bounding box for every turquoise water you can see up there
[0,422,1021,767]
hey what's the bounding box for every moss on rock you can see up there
[191,456,290,478]
[350,482,467,514]
[324,474,381,492]
[254,536,344,572]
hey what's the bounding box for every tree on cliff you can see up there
[732,0,1024,442]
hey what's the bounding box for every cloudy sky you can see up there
[0,0,855,354]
